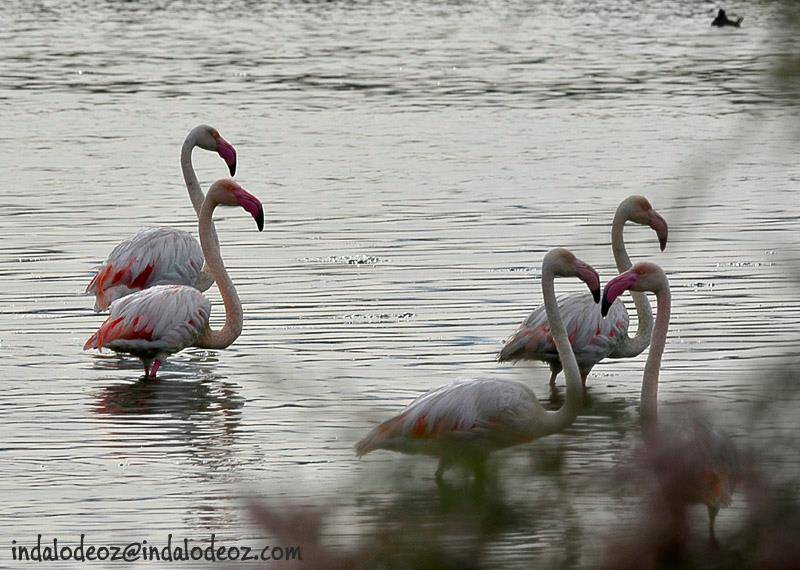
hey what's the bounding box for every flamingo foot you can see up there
[149,360,162,381]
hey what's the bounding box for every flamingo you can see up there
[86,125,237,311]
[602,262,739,544]
[356,248,599,482]
[84,179,263,380]
[498,195,668,387]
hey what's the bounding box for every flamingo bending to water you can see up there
[356,248,599,481]
[602,262,739,543]
[84,180,263,380]
[86,125,237,311]
[498,195,668,387]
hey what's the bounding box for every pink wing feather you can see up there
[84,285,211,356]
[498,293,628,372]
[86,228,206,311]
[356,379,539,456]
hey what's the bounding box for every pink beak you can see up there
[649,211,668,252]
[216,137,237,176]
[233,187,264,231]
[602,269,640,316]
[575,260,601,303]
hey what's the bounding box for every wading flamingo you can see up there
[498,195,668,387]
[86,125,237,311]
[356,248,599,482]
[84,180,263,380]
[602,262,738,544]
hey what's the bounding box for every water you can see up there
[2,0,799,567]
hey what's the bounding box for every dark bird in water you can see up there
[712,9,743,27]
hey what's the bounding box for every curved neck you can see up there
[641,277,670,439]
[611,208,653,357]
[181,132,204,216]
[195,198,243,350]
[541,264,583,434]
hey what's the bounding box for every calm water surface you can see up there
[1,0,799,567]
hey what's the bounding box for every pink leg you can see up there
[149,360,162,380]
[143,363,150,377]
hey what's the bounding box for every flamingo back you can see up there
[498,293,628,373]
[84,284,211,356]
[86,228,205,311]
[355,379,542,457]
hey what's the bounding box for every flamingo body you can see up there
[86,228,212,311]
[498,293,628,380]
[602,262,739,542]
[84,179,264,380]
[356,379,546,459]
[499,195,668,386]
[84,284,211,360]
[86,124,236,312]
[357,248,599,481]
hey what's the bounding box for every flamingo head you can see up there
[602,261,666,316]
[546,248,601,303]
[209,179,264,231]
[623,195,669,252]
[194,125,238,176]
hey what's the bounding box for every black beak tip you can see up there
[256,209,264,232]
[601,297,611,317]
[229,161,237,177]
[659,238,667,252]
[592,288,600,304]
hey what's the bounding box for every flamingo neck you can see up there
[611,207,653,357]
[541,264,582,435]
[641,275,670,438]
[180,132,204,217]
[195,198,243,350]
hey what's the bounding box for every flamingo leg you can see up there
[149,359,162,380]
[707,505,719,548]
[435,456,449,483]
[143,363,150,377]
[548,363,562,386]
[580,373,588,388]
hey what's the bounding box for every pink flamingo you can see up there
[84,180,263,380]
[86,125,237,311]
[356,248,599,481]
[498,195,668,387]
[602,262,738,543]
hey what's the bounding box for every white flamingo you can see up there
[84,180,263,380]
[602,262,738,543]
[86,125,237,311]
[356,248,599,481]
[498,195,668,387]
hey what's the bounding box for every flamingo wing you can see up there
[86,228,205,311]
[498,292,628,372]
[356,379,539,456]
[84,285,211,356]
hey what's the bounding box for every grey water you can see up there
[1,0,799,567]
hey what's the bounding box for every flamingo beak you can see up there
[649,211,668,252]
[233,187,264,231]
[602,270,640,317]
[216,137,237,176]
[575,261,601,304]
